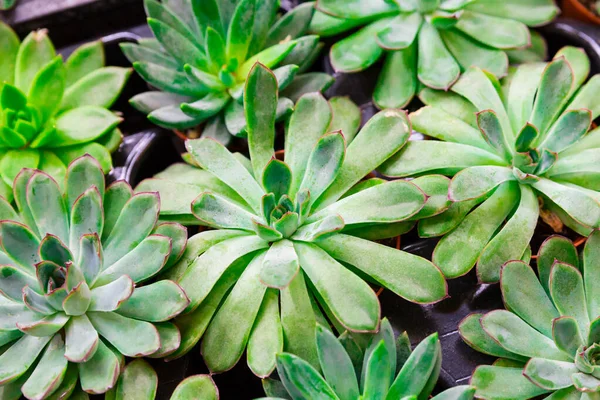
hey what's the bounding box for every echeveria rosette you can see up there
[136,63,448,378]
[261,318,476,400]
[379,46,600,283]
[310,0,558,109]
[124,0,333,143]
[0,23,131,201]
[0,155,190,400]
[459,233,600,399]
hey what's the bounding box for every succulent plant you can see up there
[0,22,130,202]
[310,0,558,109]
[459,233,600,399]
[137,63,448,377]
[260,318,476,400]
[124,0,333,142]
[0,155,190,399]
[379,46,600,283]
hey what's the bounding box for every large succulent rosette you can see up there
[0,156,189,399]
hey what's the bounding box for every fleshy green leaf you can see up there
[88,312,160,357]
[15,29,56,94]
[21,334,68,400]
[61,67,131,110]
[276,353,338,399]
[171,375,219,400]
[245,63,277,181]
[417,21,460,90]
[117,280,188,322]
[317,234,447,303]
[260,240,299,289]
[481,310,571,361]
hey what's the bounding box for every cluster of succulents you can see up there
[311,0,559,108]
[124,0,333,143]
[4,0,600,399]
[0,22,130,201]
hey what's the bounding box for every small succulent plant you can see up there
[137,63,448,377]
[124,0,333,142]
[379,46,600,283]
[260,318,476,400]
[310,0,558,109]
[0,155,190,399]
[459,233,600,399]
[0,22,130,201]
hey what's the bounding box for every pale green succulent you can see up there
[137,63,448,378]
[460,233,600,399]
[0,155,189,399]
[380,46,600,283]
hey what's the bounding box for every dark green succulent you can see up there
[380,46,600,283]
[0,22,130,201]
[260,318,476,400]
[310,0,558,108]
[124,0,333,143]
[0,155,189,399]
[460,233,600,399]
[137,63,448,378]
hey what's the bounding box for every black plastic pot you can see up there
[41,12,600,399]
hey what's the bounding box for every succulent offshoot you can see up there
[124,0,333,142]
[0,23,131,201]
[262,318,476,400]
[460,233,600,398]
[310,0,558,108]
[380,46,600,283]
[0,155,189,400]
[137,63,448,377]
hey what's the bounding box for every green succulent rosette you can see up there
[260,319,475,400]
[124,0,333,142]
[0,155,190,399]
[379,46,600,283]
[0,23,131,201]
[137,63,448,377]
[459,232,600,399]
[310,0,558,109]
